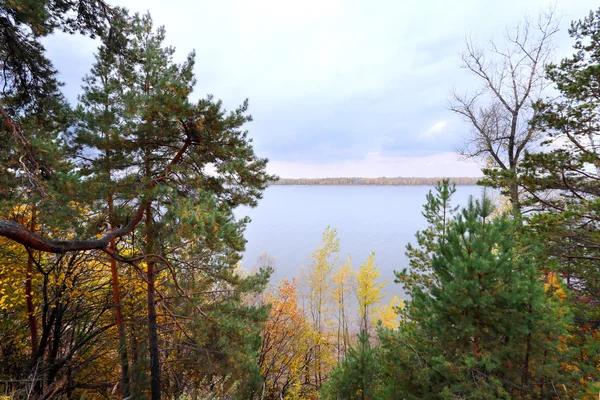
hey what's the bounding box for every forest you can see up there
[1,1,600,399]
[271,177,479,186]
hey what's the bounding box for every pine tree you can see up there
[321,330,382,400]
[407,194,576,398]
[0,6,276,397]
[71,12,276,398]
[375,321,432,399]
[1,0,110,112]
[515,8,600,393]
[74,9,134,396]
[397,179,458,293]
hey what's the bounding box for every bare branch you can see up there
[450,8,559,211]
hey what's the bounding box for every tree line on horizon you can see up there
[271,177,480,186]
[1,1,600,399]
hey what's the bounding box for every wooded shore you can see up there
[270,177,481,185]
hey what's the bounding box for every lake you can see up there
[237,185,484,300]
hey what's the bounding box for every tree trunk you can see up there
[25,204,38,357]
[522,331,532,393]
[146,203,161,400]
[104,96,131,398]
[110,239,130,398]
[108,193,130,398]
[509,181,521,216]
[522,292,534,394]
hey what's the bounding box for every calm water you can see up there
[237,185,484,300]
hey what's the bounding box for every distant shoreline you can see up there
[269,177,481,186]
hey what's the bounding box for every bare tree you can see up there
[450,8,559,213]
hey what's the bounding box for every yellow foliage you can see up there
[300,227,341,391]
[332,256,354,309]
[260,280,312,399]
[544,272,567,302]
[356,252,386,318]
[302,226,339,333]
[331,256,354,358]
[376,295,404,329]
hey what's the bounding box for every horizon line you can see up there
[271,176,483,180]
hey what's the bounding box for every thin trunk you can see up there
[26,204,38,357]
[522,331,532,392]
[508,119,521,215]
[341,289,347,357]
[315,287,322,389]
[130,322,140,397]
[146,199,161,399]
[46,303,65,385]
[336,307,341,363]
[442,202,447,242]
[474,271,482,360]
[110,238,130,398]
[147,255,161,400]
[142,67,161,398]
[522,299,533,393]
[108,192,131,398]
[103,86,131,396]
[509,181,521,215]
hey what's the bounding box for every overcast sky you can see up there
[44,0,597,178]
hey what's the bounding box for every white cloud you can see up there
[44,0,600,176]
[422,120,449,137]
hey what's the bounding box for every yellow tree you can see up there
[376,295,404,330]
[355,252,386,334]
[259,279,311,399]
[332,256,354,361]
[0,231,125,396]
[301,226,339,390]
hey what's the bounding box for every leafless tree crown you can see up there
[450,8,560,172]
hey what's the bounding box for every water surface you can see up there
[238,185,484,299]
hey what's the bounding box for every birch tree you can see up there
[355,252,386,335]
[332,256,354,361]
[302,226,339,390]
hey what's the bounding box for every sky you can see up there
[44,0,598,178]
